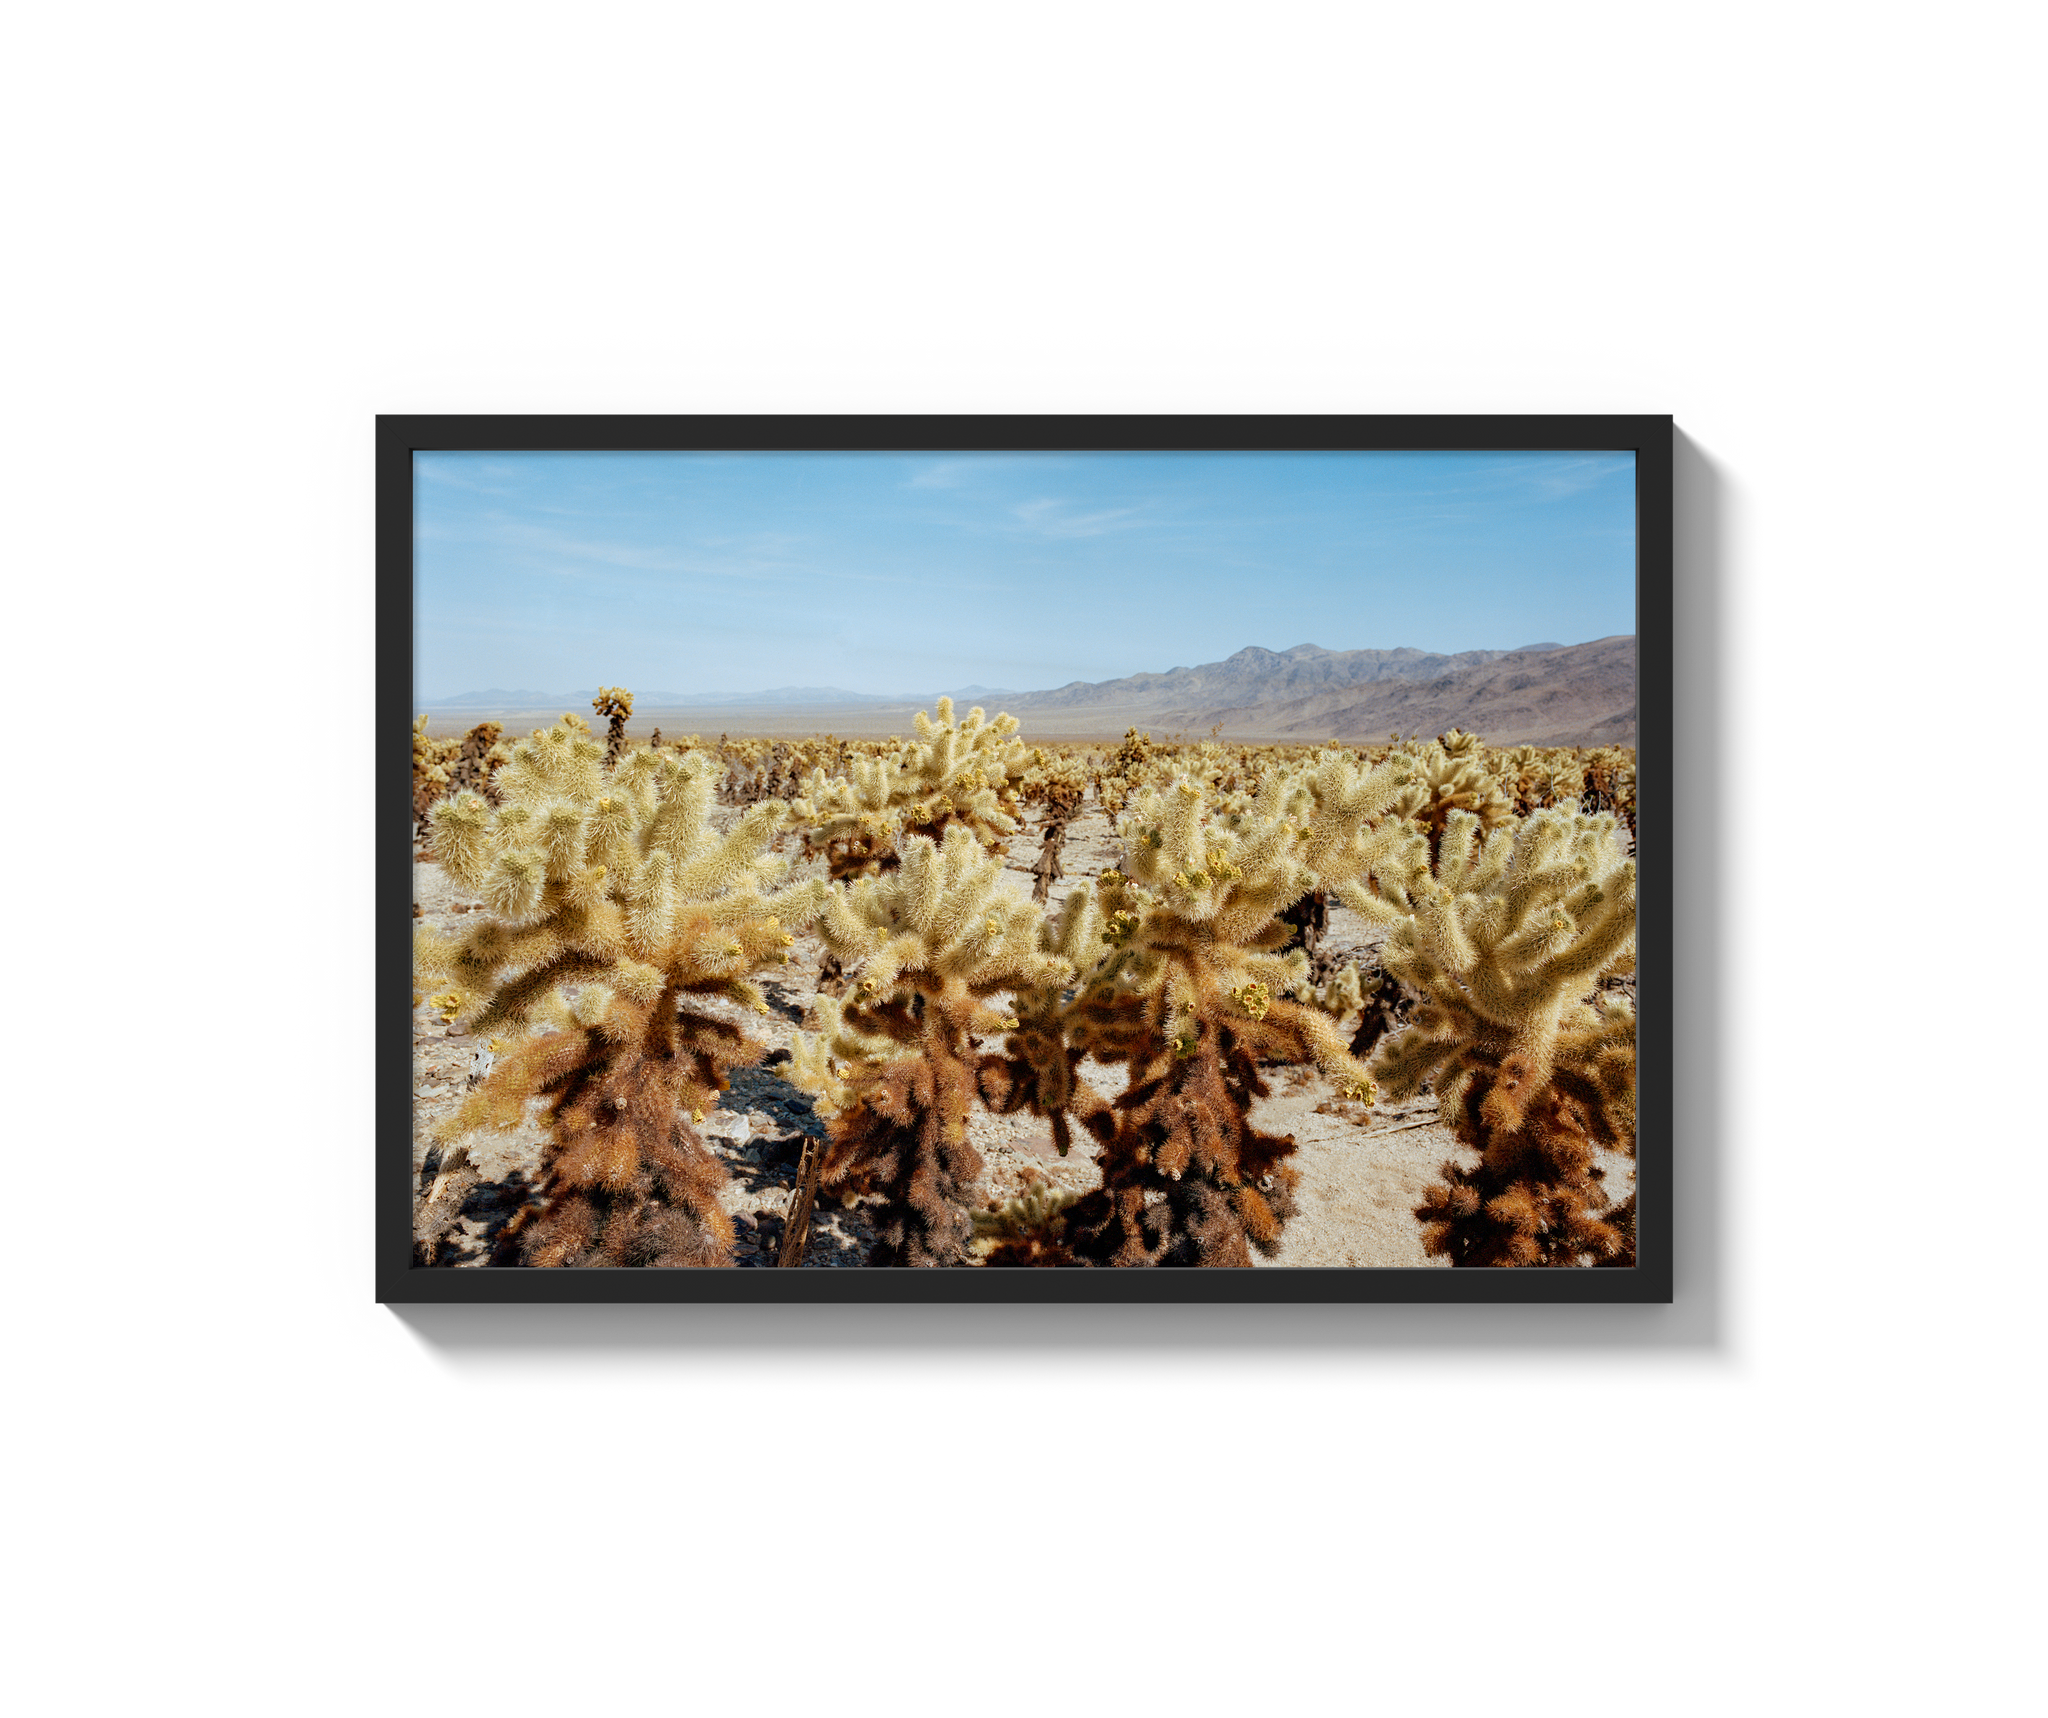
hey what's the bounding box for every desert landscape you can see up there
[407,671,1638,1277]
[417,634,1637,749]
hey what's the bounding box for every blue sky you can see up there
[414,450,1636,699]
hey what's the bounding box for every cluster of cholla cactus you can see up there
[1387,728,1515,863]
[415,711,826,1266]
[1017,749,1090,903]
[1490,745,1581,816]
[791,698,1026,881]
[787,824,1068,1264]
[1090,727,1157,814]
[1016,746,1088,814]
[964,753,1413,1266]
[1071,756,1415,1263]
[782,745,1441,1269]
[1580,747,1637,830]
[411,717,460,841]
[1350,806,1638,1266]
[446,720,506,803]
[1094,730,1379,817]
[414,718,515,849]
[413,720,512,827]
[716,735,845,806]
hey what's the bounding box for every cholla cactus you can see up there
[1017,748,1088,816]
[411,716,460,842]
[593,686,634,765]
[1019,749,1089,904]
[446,720,506,803]
[1389,728,1514,863]
[786,825,1068,1266]
[1537,755,1587,813]
[1049,754,1412,1266]
[415,712,826,1267]
[1311,961,1374,1022]
[973,1181,1081,1266]
[1492,745,1546,815]
[792,698,1026,881]
[972,879,1118,1162]
[1359,807,1638,1266]
[1112,727,1155,776]
[735,740,776,804]
[1093,726,1160,816]
[1581,746,1636,831]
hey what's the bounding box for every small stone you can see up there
[702,1109,750,1147]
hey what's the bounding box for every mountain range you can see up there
[420,636,1635,746]
[1043,636,1637,746]
[1004,642,1562,710]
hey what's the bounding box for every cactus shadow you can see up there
[433,1170,533,1267]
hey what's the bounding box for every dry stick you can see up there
[1030,817,1068,905]
[776,1132,830,1267]
[1356,1116,1447,1139]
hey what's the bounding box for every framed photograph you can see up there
[381,415,1670,1303]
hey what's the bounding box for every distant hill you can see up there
[1179,636,1636,747]
[416,640,1631,746]
[1007,641,1570,713]
[419,688,567,709]
[996,637,1630,746]
[422,683,1021,710]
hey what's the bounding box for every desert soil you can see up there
[410,800,1634,1269]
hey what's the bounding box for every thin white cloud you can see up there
[905,454,1060,490]
[906,460,976,489]
[1009,498,1147,539]
[1413,453,1633,504]
[446,516,801,581]
[443,516,1008,593]
[1519,454,1634,500]
[414,461,519,498]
